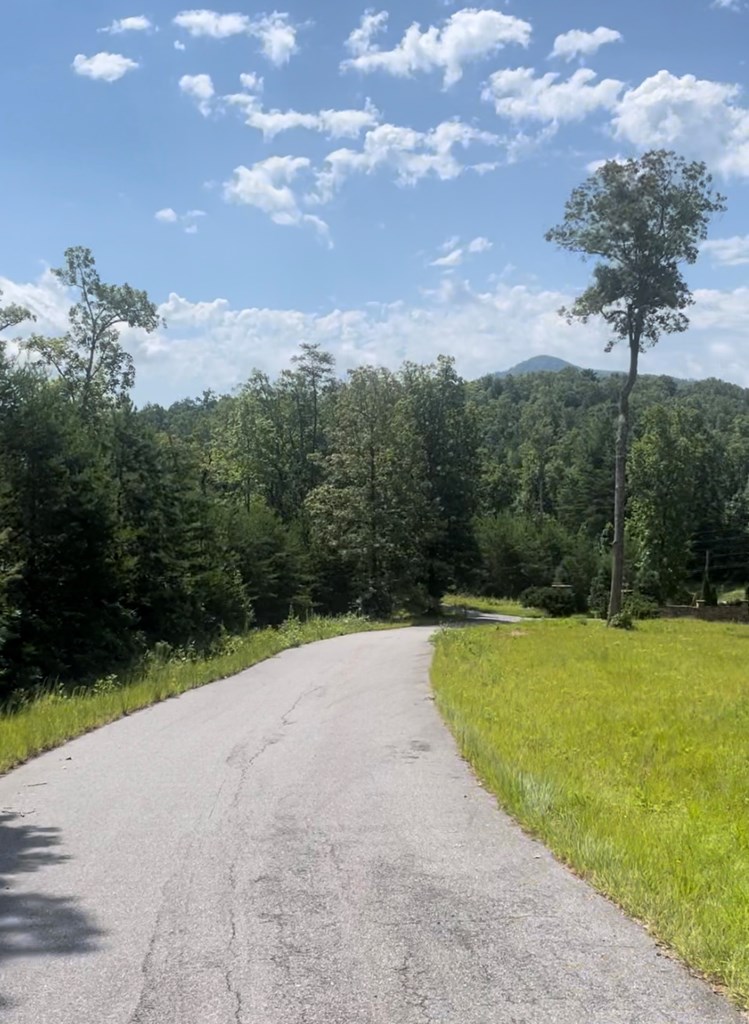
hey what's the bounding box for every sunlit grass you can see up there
[432,617,749,1007]
[441,593,544,618]
[0,616,385,775]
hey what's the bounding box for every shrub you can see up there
[623,593,660,620]
[520,586,576,618]
[608,610,634,630]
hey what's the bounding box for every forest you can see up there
[1,243,749,698]
[0,151,739,697]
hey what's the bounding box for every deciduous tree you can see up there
[546,150,725,618]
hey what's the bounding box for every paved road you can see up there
[0,628,743,1023]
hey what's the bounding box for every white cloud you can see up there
[173,9,299,65]
[156,208,207,233]
[702,235,749,266]
[173,10,250,37]
[250,12,298,66]
[7,269,749,403]
[100,15,153,34]
[239,71,264,93]
[431,248,465,268]
[431,236,493,267]
[483,67,623,124]
[467,236,492,254]
[223,156,330,242]
[342,7,532,88]
[712,0,743,10]
[312,120,499,202]
[549,26,622,62]
[225,91,380,140]
[174,40,187,51]
[345,10,389,56]
[585,154,626,173]
[72,52,139,82]
[179,73,215,116]
[612,70,749,177]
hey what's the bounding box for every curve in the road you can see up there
[0,628,742,1023]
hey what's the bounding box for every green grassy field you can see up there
[441,593,545,618]
[0,616,383,775]
[432,617,749,1007]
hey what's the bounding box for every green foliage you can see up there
[519,586,577,617]
[546,151,726,353]
[546,149,727,619]
[24,247,161,409]
[432,619,749,1006]
[7,243,749,700]
[623,593,660,620]
[629,405,715,602]
[608,610,634,630]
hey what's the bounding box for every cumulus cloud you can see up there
[549,26,622,62]
[6,269,749,403]
[430,236,493,267]
[174,40,187,51]
[155,208,207,233]
[701,235,749,265]
[312,120,499,202]
[611,69,749,178]
[173,9,299,65]
[179,73,215,115]
[100,15,154,34]
[483,67,623,124]
[345,10,389,56]
[239,71,264,93]
[342,7,532,88]
[72,52,139,82]
[224,91,381,140]
[173,9,251,37]
[223,156,330,242]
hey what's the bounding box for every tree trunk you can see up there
[608,338,640,620]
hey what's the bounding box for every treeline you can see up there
[3,248,749,695]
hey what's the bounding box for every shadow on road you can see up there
[0,811,105,1007]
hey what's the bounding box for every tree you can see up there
[628,405,710,602]
[25,247,162,409]
[546,150,726,619]
[400,357,480,608]
[0,290,34,335]
[306,367,430,616]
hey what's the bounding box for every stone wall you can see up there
[659,602,749,623]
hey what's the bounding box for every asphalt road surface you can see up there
[0,628,743,1023]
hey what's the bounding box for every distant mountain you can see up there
[495,355,583,377]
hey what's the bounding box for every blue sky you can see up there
[2,0,749,403]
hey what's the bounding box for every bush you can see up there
[623,594,660,620]
[520,586,576,618]
[608,610,634,630]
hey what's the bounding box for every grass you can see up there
[719,584,747,604]
[0,615,385,775]
[432,617,749,1007]
[441,593,544,618]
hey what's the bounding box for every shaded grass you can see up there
[432,618,749,1007]
[442,593,544,618]
[0,616,386,775]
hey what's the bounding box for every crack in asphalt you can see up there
[396,950,433,1023]
[225,862,243,1024]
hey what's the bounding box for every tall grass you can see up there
[0,615,381,775]
[432,618,749,1007]
[441,593,544,618]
